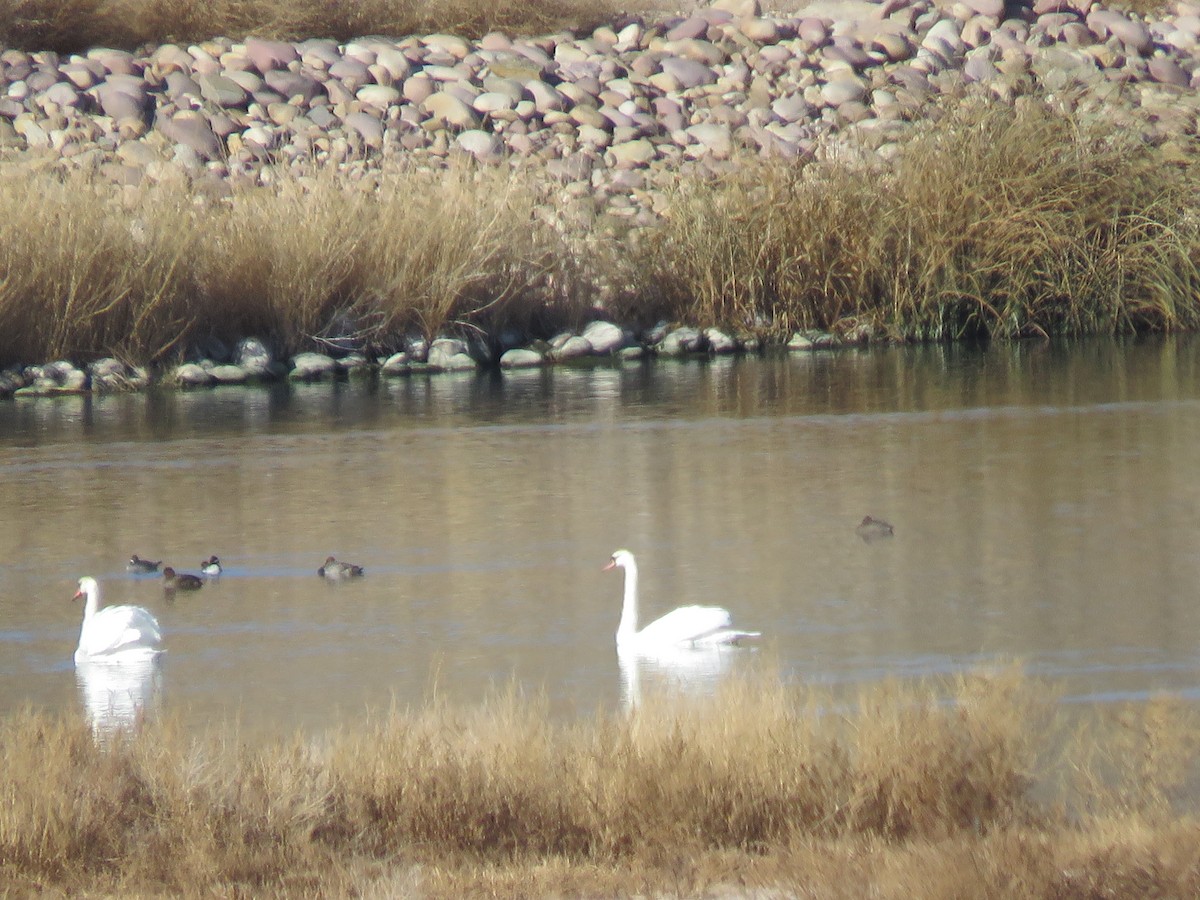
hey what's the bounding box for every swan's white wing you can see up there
[79,605,162,658]
[637,605,734,647]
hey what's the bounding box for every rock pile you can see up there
[1,0,1197,202]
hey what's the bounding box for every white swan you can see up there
[73,576,163,664]
[603,549,760,650]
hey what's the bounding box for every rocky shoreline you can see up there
[2,0,1199,395]
[0,321,840,397]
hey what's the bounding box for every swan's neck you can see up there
[82,586,100,622]
[616,561,640,644]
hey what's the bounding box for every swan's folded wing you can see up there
[90,606,162,655]
[638,605,734,646]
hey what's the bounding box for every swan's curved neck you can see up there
[82,585,100,621]
[616,560,640,643]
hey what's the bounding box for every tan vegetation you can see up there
[2,669,1199,897]
[0,0,638,53]
[0,163,579,366]
[623,98,1200,341]
[0,98,1196,369]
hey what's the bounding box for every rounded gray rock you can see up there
[499,347,545,368]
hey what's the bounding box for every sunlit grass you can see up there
[0,0,636,53]
[0,98,1196,370]
[3,669,1200,896]
[0,163,577,366]
[623,97,1200,341]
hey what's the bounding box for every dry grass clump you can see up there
[0,0,631,53]
[626,97,1200,341]
[0,164,575,367]
[4,669,1200,896]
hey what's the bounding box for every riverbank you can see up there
[2,670,1198,897]
[1,0,1199,389]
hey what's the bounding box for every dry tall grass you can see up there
[0,99,1196,369]
[3,669,1200,897]
[625,98,1200,342]
[0,0,634,53]
[0,164,576,366]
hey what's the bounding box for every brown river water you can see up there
[2,338,1200,739]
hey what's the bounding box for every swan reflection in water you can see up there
[75,655,163,740]
[617,644,740,713]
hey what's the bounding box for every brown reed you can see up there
[3,669,1200,897]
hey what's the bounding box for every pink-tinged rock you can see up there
[663,38,727,65]
[89,49,138,76]
[874,0,909,18]
[456,129,503,161]
[1086,10,1151,52]
[1175,14,1200,36]
[1163,28,1199,51]
[1039,12,1082,31]
[421,91,480,128]
[157,111,222,160]
[423,64,467,82]
[608,138,656,167]
[344,111,384,147]
[870,32,913,62]
[243,37,297,72]
[758,44,793,64]
[923,19,964,54]
[820,77,867,105]
[25,69,59,92]
[798,18,830,45]
[39,81,81,108]
[648,70,682,93]
[666,16,709,41]
[1059,22,1094,45]
[402,75,435,104]
[374,48,411,81]
[328,58,373,89]
[628,53,660,77]
[771,93,813,122]
[264,70,322,103]
[526,80,565,113]
[963,54,1000,82]
[473,91,516,113]
[163,70,200,100]
[1147,57,1190,86]
[197,74,248,108]
[151,44,194,73]
[686,122,733,157]
[962,0,1004,16]
[60,63,98,89]
[94,81,148,121]
[224,69,263,93]
[242,125,276,149]
[825,41,873,70]
[740,18,781,43]
[660,56,718,88]
[479,32,513,51]
[356,84,400,108]
[425,33,472,59]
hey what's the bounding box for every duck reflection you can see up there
[75,656,163,740]
[617,644,738,713]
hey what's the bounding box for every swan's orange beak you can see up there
[71,589,83,602]
[602,559,616,571]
